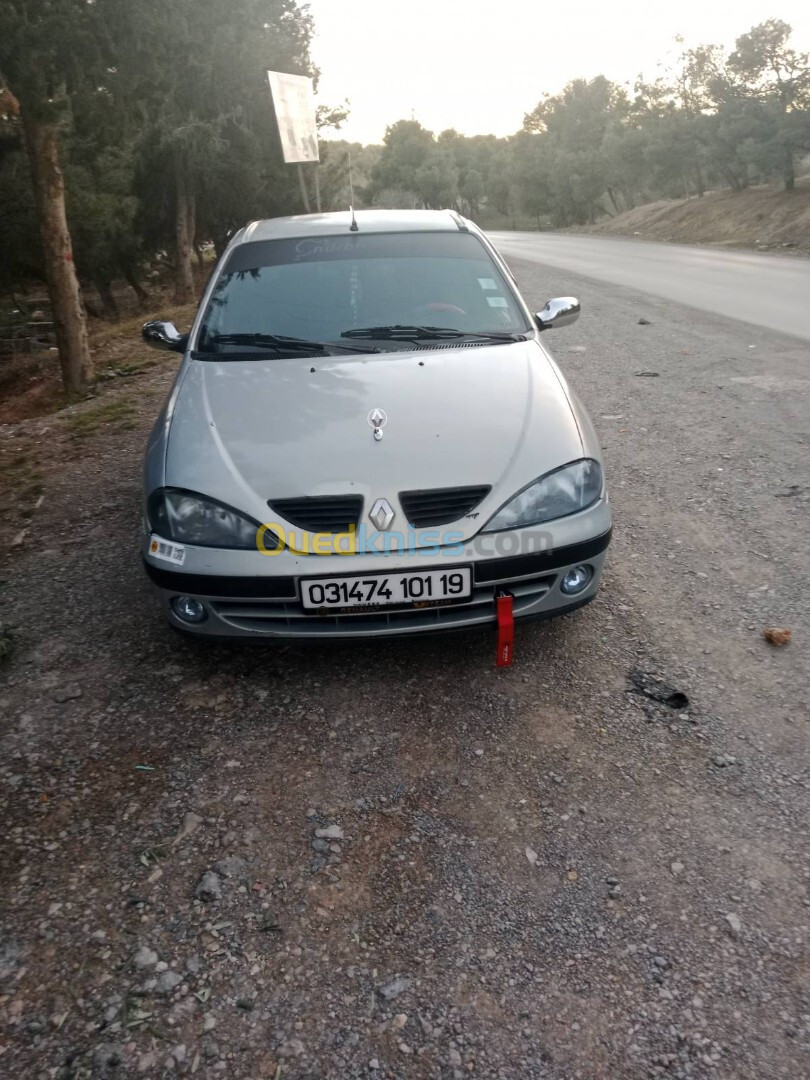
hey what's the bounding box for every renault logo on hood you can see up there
[368,408,387,442]
[369,498,395,532]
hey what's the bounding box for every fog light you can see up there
[560,565,592,595]
[171,595,207,624]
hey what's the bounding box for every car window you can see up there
[197,231,529,351]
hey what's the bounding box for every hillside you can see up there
[579,178,810,253]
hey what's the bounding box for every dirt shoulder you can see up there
[569,177,810,255]
[0,270,807,1079]
[0,307,194,554]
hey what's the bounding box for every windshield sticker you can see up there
[149,536,186,566]
[294,237,357,260]
[487,296,508,307]
[478,278,497,290]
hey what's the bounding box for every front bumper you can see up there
[142,507,612,639]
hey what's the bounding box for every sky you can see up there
[306,0,810,145]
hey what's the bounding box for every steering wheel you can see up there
[411,302,468,320]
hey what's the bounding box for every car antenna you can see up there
[348,151,359,231]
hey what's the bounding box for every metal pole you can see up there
[296,163,311,213]
[313,163,322,213]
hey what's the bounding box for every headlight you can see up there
[482,460,603,531]
[148,488,279,550]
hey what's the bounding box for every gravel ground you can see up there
[0,257,808,1079]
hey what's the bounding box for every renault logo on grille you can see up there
[369,498,395,532]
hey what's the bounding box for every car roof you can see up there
[239,209,469,244]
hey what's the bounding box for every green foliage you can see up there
[726,19,810,190]
[0,123,42,290]
[109,0,317,262]
[415,149,459,210]
[370,120,436,200]
[0,0,323,304]
[0,0,105,123]
[1,7,809,316]
[366,20,809,229]
[517,18,810,223]
[67,398,137,438]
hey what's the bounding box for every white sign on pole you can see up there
[267,71,319,164]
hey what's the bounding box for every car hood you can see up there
[165,341,584,544]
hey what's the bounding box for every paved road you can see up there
[489,231,810,341]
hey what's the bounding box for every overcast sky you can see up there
[306,1,810,144]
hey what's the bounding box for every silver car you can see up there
[141,210,611,640]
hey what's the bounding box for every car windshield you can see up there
[196,231,530,355]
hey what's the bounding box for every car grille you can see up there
[267,495,363,534]
[399,486,491,527]
[210,571,554,637]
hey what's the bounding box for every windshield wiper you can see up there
[341,325,525,343]
[202,332,379,354]
[342,325,462,340]
[458,330,526,342]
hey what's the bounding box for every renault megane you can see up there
[141,210,611,640]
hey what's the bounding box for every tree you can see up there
[316,139,381,212]
[65,80,150,317]
[0,94,43,298]
[369,120,435,204]
[0,0,98,393]
[109,0,316,301]
[675,45,749,193]
[460,168,484,217]
[522,77,630,225]
[507,133,550,225]
[727,19,810,190]
[415,149,458,209]
[524,76,629,147]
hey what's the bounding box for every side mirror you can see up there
[535,297,580,331]
[142,320,189,353]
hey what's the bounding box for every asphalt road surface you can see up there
[1,249,808,1079]
[490,232,810,341]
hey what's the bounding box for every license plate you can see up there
[301,567,472,611]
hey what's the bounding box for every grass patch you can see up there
[107,362,144,377]
[89,311,164,345]
[88,304,197,346]
[0,452,44,506]
[0,297,196,425]
[67,399,137,439]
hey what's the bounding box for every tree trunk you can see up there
[22,112,92,395]
[694,161,706,197]
[719,165,742,193]
[174,151,196,304]
[783,147,795,192]
[94,277,120,320]
[122,265,150,308]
